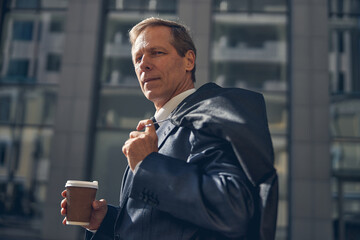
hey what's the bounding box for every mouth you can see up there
[143,77,160,83]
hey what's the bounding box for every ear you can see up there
[184,50,195,72]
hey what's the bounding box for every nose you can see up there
[139,55,152,72]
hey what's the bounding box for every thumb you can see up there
[93,199,107,210]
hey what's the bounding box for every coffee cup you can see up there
[65,180,98,226]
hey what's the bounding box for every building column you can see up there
[290,0,333,239]
[178,0,212,87]
[42,0,105,239]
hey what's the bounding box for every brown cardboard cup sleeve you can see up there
[65,180,98,226]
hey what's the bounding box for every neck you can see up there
[154,80,194,111]
[154,85,194,111]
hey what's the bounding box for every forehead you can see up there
[132,26,173,53]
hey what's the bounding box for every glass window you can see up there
[0,126,53,218]
[272,135,288,239]
[92,130,129,204]
[13,0,39,9]
[0,0,65,238]
[108,0,177,12]
[6,59,30,82]
[211,13,287,90]
[0,12,66,84]
[337,181,360,212]
[0,141,6,166]
[213,0,287,13]
[331,96,360,138]
[0,95,11,122]
[330,0,360,15]
[252,0,287,12]
[329,14,360,94]
[10,0,68,9]
[210,3,289,240]
[329,2,360,238]
[23,87,57,125]
[41,0,68,8]
[264,92,287,134]
[100,14,142,86]
[12,21,34,40]
[213,0,247,12]
[46,53,61,72]
[97,88,153,129]
[0,88,19,124]
[0,86,57,125]
[102,58,136,86]
[332,141,360,170]
[49,15,65,32]
[153,0,177,11]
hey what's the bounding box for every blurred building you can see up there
[0,0,358,240]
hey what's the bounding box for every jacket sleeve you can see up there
[85,205,119,240]
[129,130,259,239]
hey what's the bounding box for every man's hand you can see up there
[122,119,158,171]
[60,190,108,231]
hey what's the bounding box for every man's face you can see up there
[132,26,195,110]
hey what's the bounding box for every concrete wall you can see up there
[178,0,212,88]
[290,0,333,239]
[42,0,104,239]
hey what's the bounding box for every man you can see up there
[61,17,278,240]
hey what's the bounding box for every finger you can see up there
[137,119,154,131]
[62,217,67,225]
[140,119,156,133]
[122,139,132,157]
[144,121,156,134]
[61,190,67,198]
[61,198,67,208]
[122,144,128,157]
[129,131,143,138]
[61,207,67,216]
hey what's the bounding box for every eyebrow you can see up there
[134,45,167,53]
[133,46,168,60]
[148,46,167,52]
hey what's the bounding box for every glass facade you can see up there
[0,0,353,239]
[329,0,360,239]
[210,1,288,239]
[108,0,177,11]
[0,12,66,84]
[0,0,67,238]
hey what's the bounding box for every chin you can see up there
[144,92,159,102]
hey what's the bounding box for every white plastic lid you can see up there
[65,180,98,189]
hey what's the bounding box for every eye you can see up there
[152,51,164,56]
[135,55,142,63]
